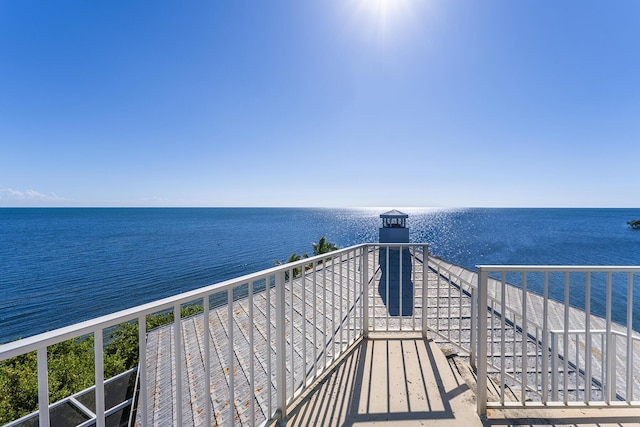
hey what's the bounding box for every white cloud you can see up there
[141,196,169,202]
[0,188,67,201]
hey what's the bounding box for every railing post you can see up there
[385,246,390,331]
[542,272,550,404]
[551,332,558,401]
[138,314,148,427]
[470,287,477,370]
[94,329,105,427]
[476,267,488,416]
[399,245,403,331]
[607,333,617,402]
[626,272,634,403]
[584,272,591,404]
[362,245,369,338]
[37,347,49,427]
[421,245,428,338]
[203,298,211,427]
[605,272,613,404]
[175,304,183,426]
[275,271,287,419]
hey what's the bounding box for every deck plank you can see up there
[136,251,640,426]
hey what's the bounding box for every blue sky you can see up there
[1,1,639,207]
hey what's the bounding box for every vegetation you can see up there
[275,252,308,280]
[0,304,204,425]
[312,236,338,257]
[275,236,339,279]
[628,219,640,229]
[0,335,114,424]
[2,236,340,424]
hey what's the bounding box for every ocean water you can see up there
[1,207,639,344]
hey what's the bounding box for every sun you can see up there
[361,0,410,17]
[351,0,413,44]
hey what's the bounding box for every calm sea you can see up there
[1,207,639,343]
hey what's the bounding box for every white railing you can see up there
[476,266,640,415]
[425,259,478,361]
[4,247,640,426]
[549,329,640,404]
[0,244,430,427]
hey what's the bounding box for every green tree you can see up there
[312,236,339,264]
[105,322,140,377]
[47,338,96,403]
[0,352,38,423]
[275,253,308,280]
[312,236,338,256]
[0,337,97,424]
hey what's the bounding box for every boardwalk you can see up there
[136,250,640,426]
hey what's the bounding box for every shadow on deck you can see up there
[283,335,640,427]
[378,248,414,317]
[284,334,480,427]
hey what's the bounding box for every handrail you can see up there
[478,265,640,272]
[2,247,639,426]
[1,243,389,427]
[476,265,640,415]
[0,245,369,360]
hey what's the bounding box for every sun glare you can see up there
[353,0,413,43]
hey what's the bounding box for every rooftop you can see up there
[380,209,409,218]
[136,247,640,426]
[2,243,639,427]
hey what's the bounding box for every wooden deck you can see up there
[429,258,640,402]
[137,254,368,427]
[135,251,640,426]
[284,335,483,427]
